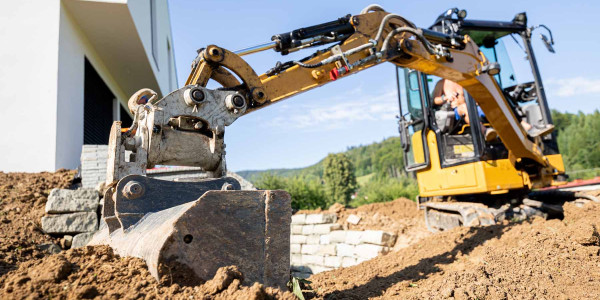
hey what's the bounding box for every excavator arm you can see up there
[182,5,548,172]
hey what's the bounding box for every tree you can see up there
[323,153,357,205]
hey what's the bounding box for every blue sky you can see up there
[168,0,600,171]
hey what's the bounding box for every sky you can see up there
[168,0,600,172]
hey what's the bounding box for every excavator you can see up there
[92,4,570,288]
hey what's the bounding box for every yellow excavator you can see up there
[93,5,569,288]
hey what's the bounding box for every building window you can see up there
[83,58,116,145]
[167,39,173,90]
[150,0,159,69]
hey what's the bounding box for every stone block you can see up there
[291,225,303,234]
[305,213,337,224]
[329,230,347,243]
[291,254,303,265]
[72,232,95,248]
[336,243,355,257]
[313,223,342,234]
[302,225,314,235]
[291,214,306,225]
[41,212,98,234]
[291,243,302,253]
[345,231,363,245]
[357,257,370,264]
[342,257,358,267]
[302,254,324,265]
[360,230,397,247]
[324,256,342,268]
[306,235,320,245]
[301,244,320,255]
[320,234,331,245]
[308,265,333,274]
[317,244,336,256]
[354,244,384,260]
[37,243,61,254]
[346,214,361,225]
[45,188,99,213]
[291,235,306,244]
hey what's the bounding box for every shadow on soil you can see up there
[321,222,517,299]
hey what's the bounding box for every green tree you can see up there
[323,153,357,205]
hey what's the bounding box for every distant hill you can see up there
[238,109,600,184]
[237,136,406,183]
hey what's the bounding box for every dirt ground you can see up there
[1,171,599,299]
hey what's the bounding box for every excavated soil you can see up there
[0,171,295,300]
[0,170,74,277]
[1,170,599,299]
[299,199,432,250]
[309,200,600,299]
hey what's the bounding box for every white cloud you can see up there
[546,77,600,97]
[268,88,398,130]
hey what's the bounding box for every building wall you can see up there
[0,0,177,173]
[128,0,178,94]
[0,1,61,172]
[55,2,130,171]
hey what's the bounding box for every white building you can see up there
[0,0,177,172]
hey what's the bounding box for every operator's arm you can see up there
[432,80,445,105]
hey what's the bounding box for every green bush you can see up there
[351,176,418,207]
[254,173,329,210]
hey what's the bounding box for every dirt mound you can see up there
[0,246,294,299]
[300,198,431,250]
[0,170,74,277]
[2,170,599,299]
[0,171,293,299]
[308,201,600,299]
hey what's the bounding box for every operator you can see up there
[432,79,498,141]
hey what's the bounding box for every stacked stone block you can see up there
[290,213,397,278]
[80,145,109,189]
[41,188,100,248]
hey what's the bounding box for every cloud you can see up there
[268,88,399,130]
[546,77,600,97]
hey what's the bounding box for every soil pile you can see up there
[0,170,74,277]
[1,246,294,299]
[309,200,600,299]
[0,171,294,299]
[300,199,432,250]
[2,170,599,299]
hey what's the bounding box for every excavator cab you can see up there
[396,9,567,230]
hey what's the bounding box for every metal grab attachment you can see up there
[106,85,247,186]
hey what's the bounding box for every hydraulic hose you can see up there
[381,27,437,55]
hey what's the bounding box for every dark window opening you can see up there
[150,0,159,68]
[84,58,115,145]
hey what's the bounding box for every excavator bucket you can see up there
[91,175,291,289]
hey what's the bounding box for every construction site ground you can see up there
[1,171,599,299]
